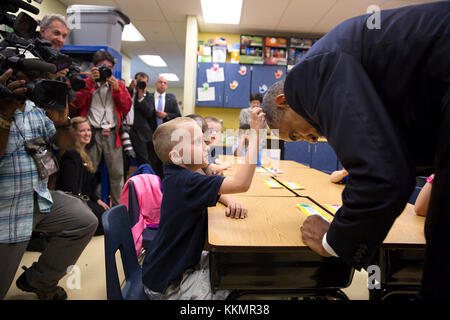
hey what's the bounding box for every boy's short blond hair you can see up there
[152,117,197,163]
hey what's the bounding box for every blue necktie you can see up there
[156,94,163,127]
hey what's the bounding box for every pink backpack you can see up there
[120,174,162,256]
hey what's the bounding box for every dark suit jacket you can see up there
[130,92,155,142]
[150,92,181,126]
[284,2,450,271]
[56,149,99,201]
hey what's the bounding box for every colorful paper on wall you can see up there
[206,65,224,83]
[297,204,333,222]
[197,86,215,101]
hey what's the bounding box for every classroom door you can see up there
[224,63,251,108]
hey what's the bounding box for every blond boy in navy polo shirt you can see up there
[143,107,265,300]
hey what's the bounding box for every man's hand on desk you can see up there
[301,215,332,257]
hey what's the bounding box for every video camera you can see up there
[0,0,84,110]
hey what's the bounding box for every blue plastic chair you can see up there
[102,204,148,300]
[408,186,422,204]
[128,180,158,250]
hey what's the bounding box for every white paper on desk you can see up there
[256,167,267,173]
[206,67,224,83]
[197,86,215,101]
[266,167,283,174]
[283,181,304,190]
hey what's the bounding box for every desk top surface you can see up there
[208,157,426,250]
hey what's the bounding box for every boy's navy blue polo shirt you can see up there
[142,163,225,293]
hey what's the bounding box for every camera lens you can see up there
[98,64,112,81]
[136,80,147,90]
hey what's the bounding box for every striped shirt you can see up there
[0,100,56,243]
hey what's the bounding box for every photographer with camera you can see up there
[124,72,160,173]
[73,50,132,206]
[0,68,98,300]
[39,14,84,104]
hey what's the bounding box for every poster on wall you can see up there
[197,86,215,101]
[206,64,224,83]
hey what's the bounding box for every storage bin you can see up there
[66,5,130,52]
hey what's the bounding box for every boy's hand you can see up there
[225,201,247,219]
[249,106,265,131]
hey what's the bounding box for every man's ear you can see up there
[274,94,288,108]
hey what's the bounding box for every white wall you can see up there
[182,15,198,116]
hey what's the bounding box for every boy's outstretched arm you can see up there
[219,107,265,194]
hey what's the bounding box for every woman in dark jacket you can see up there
[57,116,110,235]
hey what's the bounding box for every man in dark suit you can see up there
[124,72,158,171]
[262,2,449,300]
[149,75,182,178]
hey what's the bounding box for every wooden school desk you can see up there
[266,165,345,204]
[208,158,426,299]
[208,196,354,299]
[220,157,296,197]
[371,204,426,300]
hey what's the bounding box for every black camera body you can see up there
[66,65,85,92]
[97,64,112,82]
[136,80,147,91]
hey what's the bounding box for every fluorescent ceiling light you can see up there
[121,23,145,41]
[201,0,242,24]
[138,55,167,67]
[159,73,179,82]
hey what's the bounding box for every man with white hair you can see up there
[39,14,69,51]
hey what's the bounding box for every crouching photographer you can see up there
[0,67,98,300]
[0,1,97,300]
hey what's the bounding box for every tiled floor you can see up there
[4,236,369,300]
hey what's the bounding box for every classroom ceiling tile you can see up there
[157,0,202,22]
[115,0,163,21]
[277,0,337,33]
[239,0,291,30]
[168,21,187,47]
[121,41,156,57]
[311,0,388,34]
[134,20,177,42]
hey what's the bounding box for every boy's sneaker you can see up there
[16,266,67,300]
